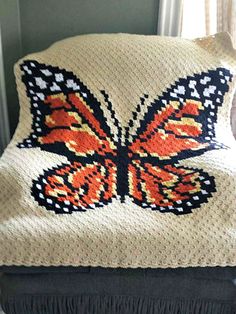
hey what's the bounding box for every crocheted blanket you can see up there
[0,33,236,268]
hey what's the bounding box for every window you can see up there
[182,0,217,39]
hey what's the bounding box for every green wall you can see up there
[0,0,22,136]
[0,0,159,135]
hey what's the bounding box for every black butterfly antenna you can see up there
[125,94,149,145]
[100,90,123,144]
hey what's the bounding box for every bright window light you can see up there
[182,0,217,39]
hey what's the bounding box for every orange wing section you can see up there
[129,100,208,160]
[128,160,214,214]
[39,93,116,156]
[33,160,117,213]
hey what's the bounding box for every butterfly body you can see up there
[18,61,233,215]
[115,144,130,200]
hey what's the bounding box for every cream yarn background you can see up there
[0,32,236,267]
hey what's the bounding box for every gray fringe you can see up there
[1,295,236,314]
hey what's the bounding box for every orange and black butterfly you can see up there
[18,61,232,214]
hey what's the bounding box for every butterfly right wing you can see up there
[128,68,233,162]
[128,161,215,215]
[127,68,233,214]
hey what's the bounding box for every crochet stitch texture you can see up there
[0,32,236,267]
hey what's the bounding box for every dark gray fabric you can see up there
[1,295,235,314]
[2,265,236,279]
[1,267,236,313]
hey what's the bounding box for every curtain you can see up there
[157,0,183,36]
[215,0,236,138]
[181,0,236,42]
[217,0,236,44]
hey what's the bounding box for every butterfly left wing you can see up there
[18,61,116,159]
[32,160,117,214]
[127,68,233,214]
[18,61,119,213]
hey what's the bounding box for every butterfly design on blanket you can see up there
[18,61,232,214]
